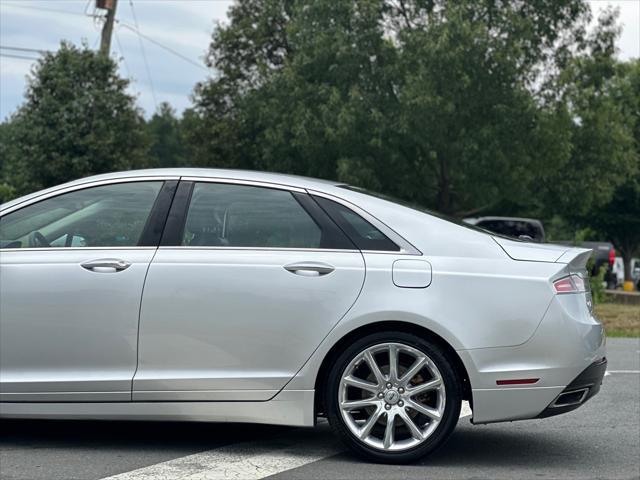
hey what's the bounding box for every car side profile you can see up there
[0,169,606,463]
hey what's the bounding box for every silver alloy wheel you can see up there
[338,342,446,452]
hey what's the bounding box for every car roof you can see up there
[0,169,345,212]
[71,168,342,189]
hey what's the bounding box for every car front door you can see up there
[133,180,366,401]
[0,179,176,402]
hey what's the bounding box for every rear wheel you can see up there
[325,331,461,463]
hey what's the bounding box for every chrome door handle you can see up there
[81,258,131,272]
[284,262,335,277]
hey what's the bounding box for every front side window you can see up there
[182,183,322,248]
[0,182,162,249]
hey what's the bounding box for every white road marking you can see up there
[102,402,474,480]
[101,426,340,480]
[606,370,640,374]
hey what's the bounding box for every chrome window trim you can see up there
[0,176,179,217]
[306,189,422,256]
[158,246,360,254]
[0,247,158,253]
[360,249,418,255]
[180,176,307,193]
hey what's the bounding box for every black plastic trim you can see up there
[160,181,194,246]
[537,357,607,419]
[311,195,400,252]
[138,180,178,247]
[292,192,356,250]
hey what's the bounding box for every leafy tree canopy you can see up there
[191,0,635,216]
[584,60,640,279]
[146,102,186,168]
[2,41,148,196]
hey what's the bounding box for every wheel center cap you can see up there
[384,389,400,405]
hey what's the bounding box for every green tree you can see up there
[191,0,633,216]
[591,178,640,282]
[585,60,640,281]
[0,122,17,202]
[537,11,637,221]
[2,42,148,196]
[146,102,186,168]
[185,0,295,169]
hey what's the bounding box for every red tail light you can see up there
[609,248,616,266]
[554,275,587,294]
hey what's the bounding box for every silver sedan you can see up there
[0,169,607,463]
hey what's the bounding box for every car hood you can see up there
[492,236,592,265]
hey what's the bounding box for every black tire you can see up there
[324,331,462,463]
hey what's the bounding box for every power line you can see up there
[3,2,207,73]
[0,45,50,54]
[0,2,91,18]
[128,0,158,110]
[114,30,132,80]
[0,53,39,61]
[118,23,208,72]
[84,0,97,17]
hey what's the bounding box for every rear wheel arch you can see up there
[313,321,472,418]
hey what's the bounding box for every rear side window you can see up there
[313,196,400,252]
[182,183,322,248]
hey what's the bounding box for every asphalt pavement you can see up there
[1,338,638,480]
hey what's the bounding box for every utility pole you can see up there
[98,0,118,56]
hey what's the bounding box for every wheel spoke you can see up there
[359,406,383,439]
[364,350,386,386]
[343,375,379,392]
[399,356,427,385]
[406,377,441,396]
[338,341,447,453]
[388,344,399,382]
[383,411,395,449]
[399,409,424,441]
[406,399,441,420]
[340,398,378,411]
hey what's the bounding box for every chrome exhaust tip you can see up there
[551,387,590,408]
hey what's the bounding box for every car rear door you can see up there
[0,178,177,402]
[133,179,366,401]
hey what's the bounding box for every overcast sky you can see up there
[1,0,638,121]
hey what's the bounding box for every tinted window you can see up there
[313,196,400,252]
[0,182,162,249]
[182,183,322,248]
[476,220,544,242]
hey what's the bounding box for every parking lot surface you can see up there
[1,338,638,480]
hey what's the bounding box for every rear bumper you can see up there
[460,293,606,424]
[536,357,607,418]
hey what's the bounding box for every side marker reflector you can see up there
[496,378,539,385]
